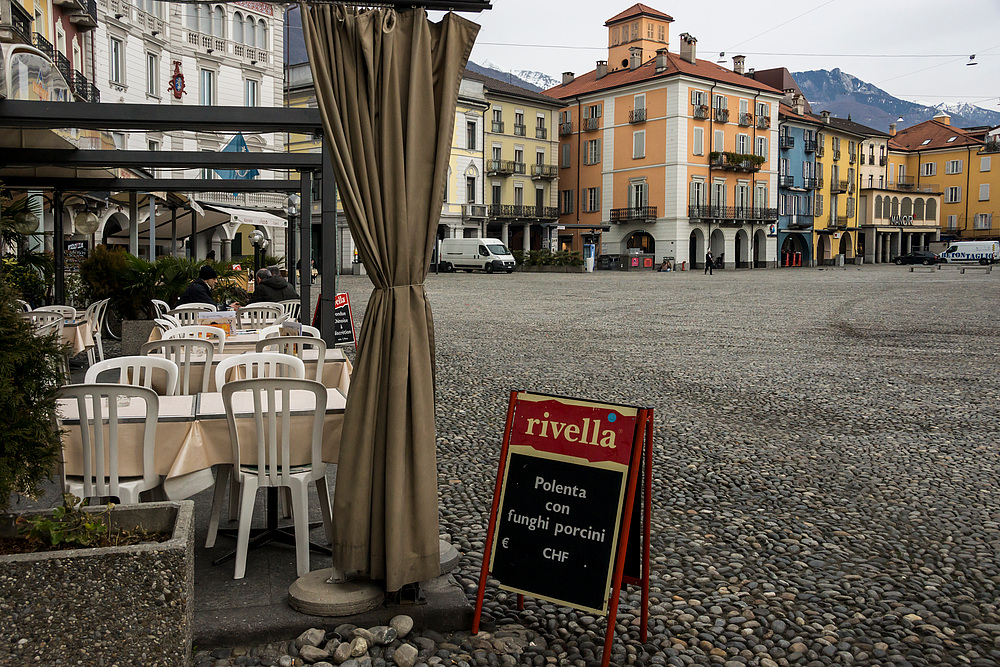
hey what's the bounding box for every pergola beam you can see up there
[0,178,306,192]
[0,149,322,169]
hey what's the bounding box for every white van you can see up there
[938,240,1000,265]
[439,237,516,274]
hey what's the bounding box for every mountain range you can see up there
[467,61,1000,133]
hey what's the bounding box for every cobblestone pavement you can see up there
[87,265,1000,665]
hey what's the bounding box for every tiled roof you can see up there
[778,103,824,126]
[545,51,782,99]
[605,3,674,25]
[888,119,983,151]
[810,115,889,139]
[462,70,566,108]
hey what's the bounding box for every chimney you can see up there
[933,111,951,125]
[821,110,831,124]
[655,48,668,74]
[889,122,897,137]
[679,32,697,65]
[596,60,607,80]
[562,71,575,85]
[792,93,805,116]
[733,55,745,75]
[629,46,642,71]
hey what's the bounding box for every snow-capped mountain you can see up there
[934,102,1000,128]
[467,60,559,92]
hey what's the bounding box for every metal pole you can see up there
[299,171,312,327]
[148,195,156,260]
[170,206,177,256]
[320,133,338,342]
[190,208,198,259]
[129,191,138,256]
[53,192,65,304]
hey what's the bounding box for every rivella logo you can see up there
[524,411,618,448]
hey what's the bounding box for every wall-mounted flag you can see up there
[214,133,260,180]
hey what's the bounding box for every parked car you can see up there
[893,250,940,266]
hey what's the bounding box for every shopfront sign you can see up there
[889,215,914,226]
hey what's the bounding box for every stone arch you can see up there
[901,197,913,217]
[891,197,899,218]
[882,196,892,219]
[925,199,937,222]
[735,228,750,268]
[874,195,883,219]
[839,231,853,258]
[710,228,725,259]
[101,211,129,247]
[913,198,925,221]
[689,228,705,268]
[816,233,831,265]
[624,230,654,255]
[754,228,768,268]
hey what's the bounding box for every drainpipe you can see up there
[965,145,972,237]
[706,82,717,262]
[575,97,582,247]
[751,91,760,268]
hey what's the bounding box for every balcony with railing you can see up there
[709,151,765,173]
[535,126,547,139]
[803,138,817,152]
[815,144,825,157]
[2,0,32,43]
[559,121,573,135]
[187,30,228,55]
[693,104,709,119]
[802,177,820,190]
[757,116,771,130]
[979,140,1000,154]
[32,32,54,59]
[581,117,599,132]
[491,121,504,133]
[485,159,525,177]
[889,176,915,191]
[629,108,646,124]
[201,192,286,210]
[830,179,849,194]
[610,206,658,224]
[833,215,850,228]
[68,0,98,30]
[232,42,268,64]
[71,70,100,102]
[848,152,856,164]
[513,123,526,137]
[779,134,794,149]
[134,6,164,37]
[530,164,557,180]
[738,112,753,127]
[461,204,488,220]
[713,108,729,123]
[879,155,888,166]
[54,51,72,87]
[688,205,778,223]
[488,204,559,220]
[778,175,795,188]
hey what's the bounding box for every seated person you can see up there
[248,268,299,304]
[177,264,221,307]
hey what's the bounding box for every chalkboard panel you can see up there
[332,293,356,347]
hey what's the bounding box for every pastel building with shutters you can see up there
[547,4,783,269]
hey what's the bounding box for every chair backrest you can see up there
[222,378,326,483]
[237,304,283,329]
[259,325,280,340]
[256,336,327,382]
[301,324,321,338]
[35,318,63,338]
[140,338,215,395]
[90,298,110,337]
[153,317,178,334]
[57,383,159,501]
[21,311,64,330]
[162,325,226,352]
[35,304,77,319]
[215,352,305,389]
[15,298,31,312]
[85,356,180,396]
[167,304,215,325]
[151,299,170,318]
[278,299,301,322]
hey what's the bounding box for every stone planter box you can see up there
[121,319,157,356]
[0,501,195,666]
[517,265,586,273]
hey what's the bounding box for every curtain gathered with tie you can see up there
[301,4,478,592]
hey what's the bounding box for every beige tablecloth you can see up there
[57,388,346,500]
[62,320,94,355]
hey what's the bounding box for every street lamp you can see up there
[12,210,39,235]
[286,193,300,279]
[249,229,268,276]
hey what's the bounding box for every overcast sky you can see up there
[441,0,1000,110]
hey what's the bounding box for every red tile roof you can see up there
[546,51,783,99]
[605,3,674,25]
[778,103,824,126]
[888,119,983,151]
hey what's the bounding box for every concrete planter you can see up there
[517,265,586,273]
[0,501,195,666]
[121,319,157,356]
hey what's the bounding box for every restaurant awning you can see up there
[109,202,286,241]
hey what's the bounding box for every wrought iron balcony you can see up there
[848,152,856,164]
[803,138,817,152]
[830,179,849,194]
[738,112,753,127]
[833,215,850,228]
[688,205,778,223]
[779,134,795,149]
[491,121,504,133]
[559,121,573,135]
[54,51,73,88]
[68,0,99,29]
[629,108,646,124]
[815,144,825,157]
[693,104,709,119]
[582,118,599,131]
[488,204,559,220]
[778,175,795,188]
[486,159,518,176]
[462,204,488,220]
[713,108,729,123]
[757,116,771,130]
[513,123,526,137]
[610,206,658,224]
[2,0,32,44]
[709,151,764,173]
[530,164,557,179]
[71,70,100,102]
[535,126,547,139]
[32,32,54,59]
[802,177,820,190]
[879,155,888,166]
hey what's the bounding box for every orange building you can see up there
[547,4,784,270]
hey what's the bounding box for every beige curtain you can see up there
[302,4,478,591]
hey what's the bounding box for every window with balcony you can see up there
[492,145,502,162]
[109,37,124,84]
[947,214,958,229]
[513,184,523,207]
[975,213,992,229]
[736,133,749,154]
[145,52,158,97]
[689,179,705,207]
[585,187,601,213]
[199,68,215,105]
[629,180,648,208]
[466,176,476,204]
[491,108,503,133]
[514,111,525,136]
[945,186,961,203]
[535,114,546,139]
[711,180,726,208]
[755,136,767,158]
[491,183,501,204]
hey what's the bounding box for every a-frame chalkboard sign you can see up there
[473,390,652,666]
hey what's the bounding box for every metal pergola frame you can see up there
[0,100,338,341]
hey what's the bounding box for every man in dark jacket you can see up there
[248,268,299,304]
[177,264,220,307]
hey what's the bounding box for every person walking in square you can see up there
[705,250,714,275]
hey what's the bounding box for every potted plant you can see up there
[0,277,195,665]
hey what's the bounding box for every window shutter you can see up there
[691,90,697,105]
[597,138,602,159]
[582,106,590,120]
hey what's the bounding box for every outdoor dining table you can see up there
[61,319,94,356]
[56,386,346,501]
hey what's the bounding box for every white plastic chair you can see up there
[15,299,31,312]
[57,383,160,504]
[167,304,216,325]
[213,378,332,579]
[257,336,327,382]
[163,325,226,352]
[301,324,321,339]
[82,299,109,365]
[237,304,283,329]
[213,352,305,390]
[151,299,171,318]
[21,311,64,328]
[154,315,181,334]
[35,304,77,319]
[259,325,280,339]
[278,300,301,322]
[140,338,215,395]
[85,356,180,396]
